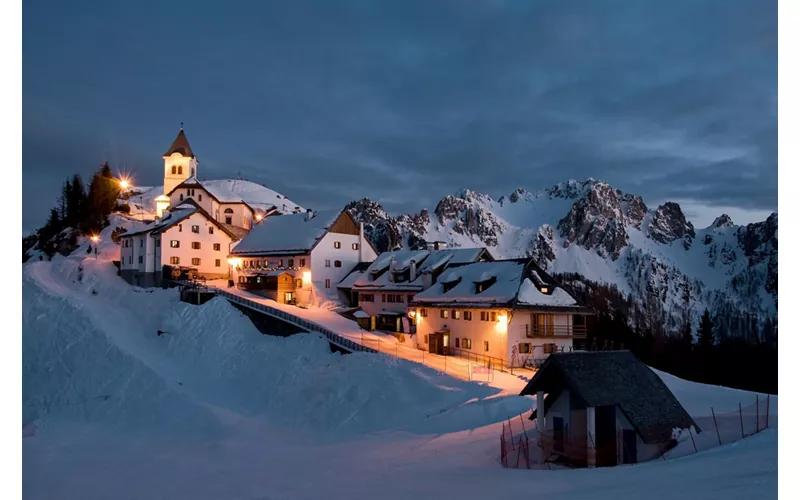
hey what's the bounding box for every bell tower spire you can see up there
[162,125,198,195]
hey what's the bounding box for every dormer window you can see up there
[475,276,497,293]
[441,277,462,293]
[540,286,549,294]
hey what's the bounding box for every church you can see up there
[118,127,304,286]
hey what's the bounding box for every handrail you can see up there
[209,287,377,354]
[523,323,587,339]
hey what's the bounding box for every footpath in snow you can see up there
[207,281,534,394]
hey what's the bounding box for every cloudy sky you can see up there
[23,0,776,233]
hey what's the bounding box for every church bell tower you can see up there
[162,124,198,195]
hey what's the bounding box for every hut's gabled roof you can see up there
[520,350,698,443]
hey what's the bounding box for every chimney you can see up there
[422,270,432,289]
[358,221,364,262]
[410,259,417,282]
[305,208,313,221]
[388,256,396,282]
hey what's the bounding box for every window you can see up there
[424,334,428,345]
[381,294,386,303]
[544,343,556,354]
[325,279,331,288]
[455,338,460,348]
[191,168,194,176]
[440,310,449,319]
[170,240,180,248]
[398,295,404,303]
[296,279,303,288]
[224,208,234,214]
[519,343,531,354]
[170,256,180,265]
[463,311,472,321]
[480,311,489,321]
[178,224,182,232]
[462,338,472,349]
[138,256,143,264]
[171,165,177,174]
[420,308,428,317]
[452,310,460,320]
[178,166,183,175]
[209,227,214,234]
[179,194,184,201]
[491,311,497,322]
[199,194,202,201]
[191,225,200,233]
[213,243,221,251]
[279,259,284,267]
[129,256,132,264]
[361,294,374,302]
[300,258,306,267]
[484,341,489,352]
[215,259,221,267]
[334,260,342,268]
[334,241,341,249]
[191,242,201,250]
[325,259,331,268]
[156,239,161,247]
[192,258,201,266]
[288,259,294,267]
[352,243,359,250]
[225,217,232,225]
[140,239,143,247]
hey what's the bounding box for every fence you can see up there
[360,337,475,381]
[501,394,775,469]
[211,288,378,354]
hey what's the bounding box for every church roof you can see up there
[163,129,195,158]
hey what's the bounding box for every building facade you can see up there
[410,259,593,367]
[119,199,239,286]
[229,209,379,306]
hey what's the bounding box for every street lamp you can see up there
[90,235,100,259]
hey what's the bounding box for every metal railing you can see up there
[210,288,378,354]
[523,323,587,339]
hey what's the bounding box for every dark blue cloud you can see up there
[23,0,776,232]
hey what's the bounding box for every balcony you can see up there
[524,323,587,339]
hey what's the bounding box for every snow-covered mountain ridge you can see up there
[346,178,777,339]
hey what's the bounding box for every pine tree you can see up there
[59,178,71,221]
[681,320,693,347]
[67,174,88,231]
[698,309,714,349]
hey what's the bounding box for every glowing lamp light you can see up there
[409,310,416,318]
[119,178,130,190]
[227,258,242,267]
[495,314,508,334]
[255,213,263,222]
[90,235,100,243]
[302,271,312,284]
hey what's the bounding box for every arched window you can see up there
[171,165,177,175]
[198,194,202,201]
[224,208,234,214]
[191,168,195,177]
[178,166,183,175]
[179,194,184,201]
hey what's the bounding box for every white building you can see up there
[119,199,240,286]
[229,208,379,306]
[410,258,593,368]
[338,247,492,332]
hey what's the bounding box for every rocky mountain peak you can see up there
[647,202,696,249]
[557,182,629,260]
[545,178,599,200]
[508,188,530,203]
[710,214,734,229]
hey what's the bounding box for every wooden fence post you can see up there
[711,407,722,446]
[739,402,744,438]
[689,427,698,453]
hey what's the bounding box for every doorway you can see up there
[284,291,294,304]
[594,405,617,467]
[622,429,637,464]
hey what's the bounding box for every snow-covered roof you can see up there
[230,209,343,255]
[120,199,240,240]
[168,178,303,215]
[338,270,365,289]
[413,260,527,305]
[351,247,490,291]
[411,259,587,311]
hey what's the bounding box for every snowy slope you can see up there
[22,255,778,499]
[347,179,777,337]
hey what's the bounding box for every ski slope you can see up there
[22,256,778,500]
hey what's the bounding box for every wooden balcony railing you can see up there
[524,323,587,339]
